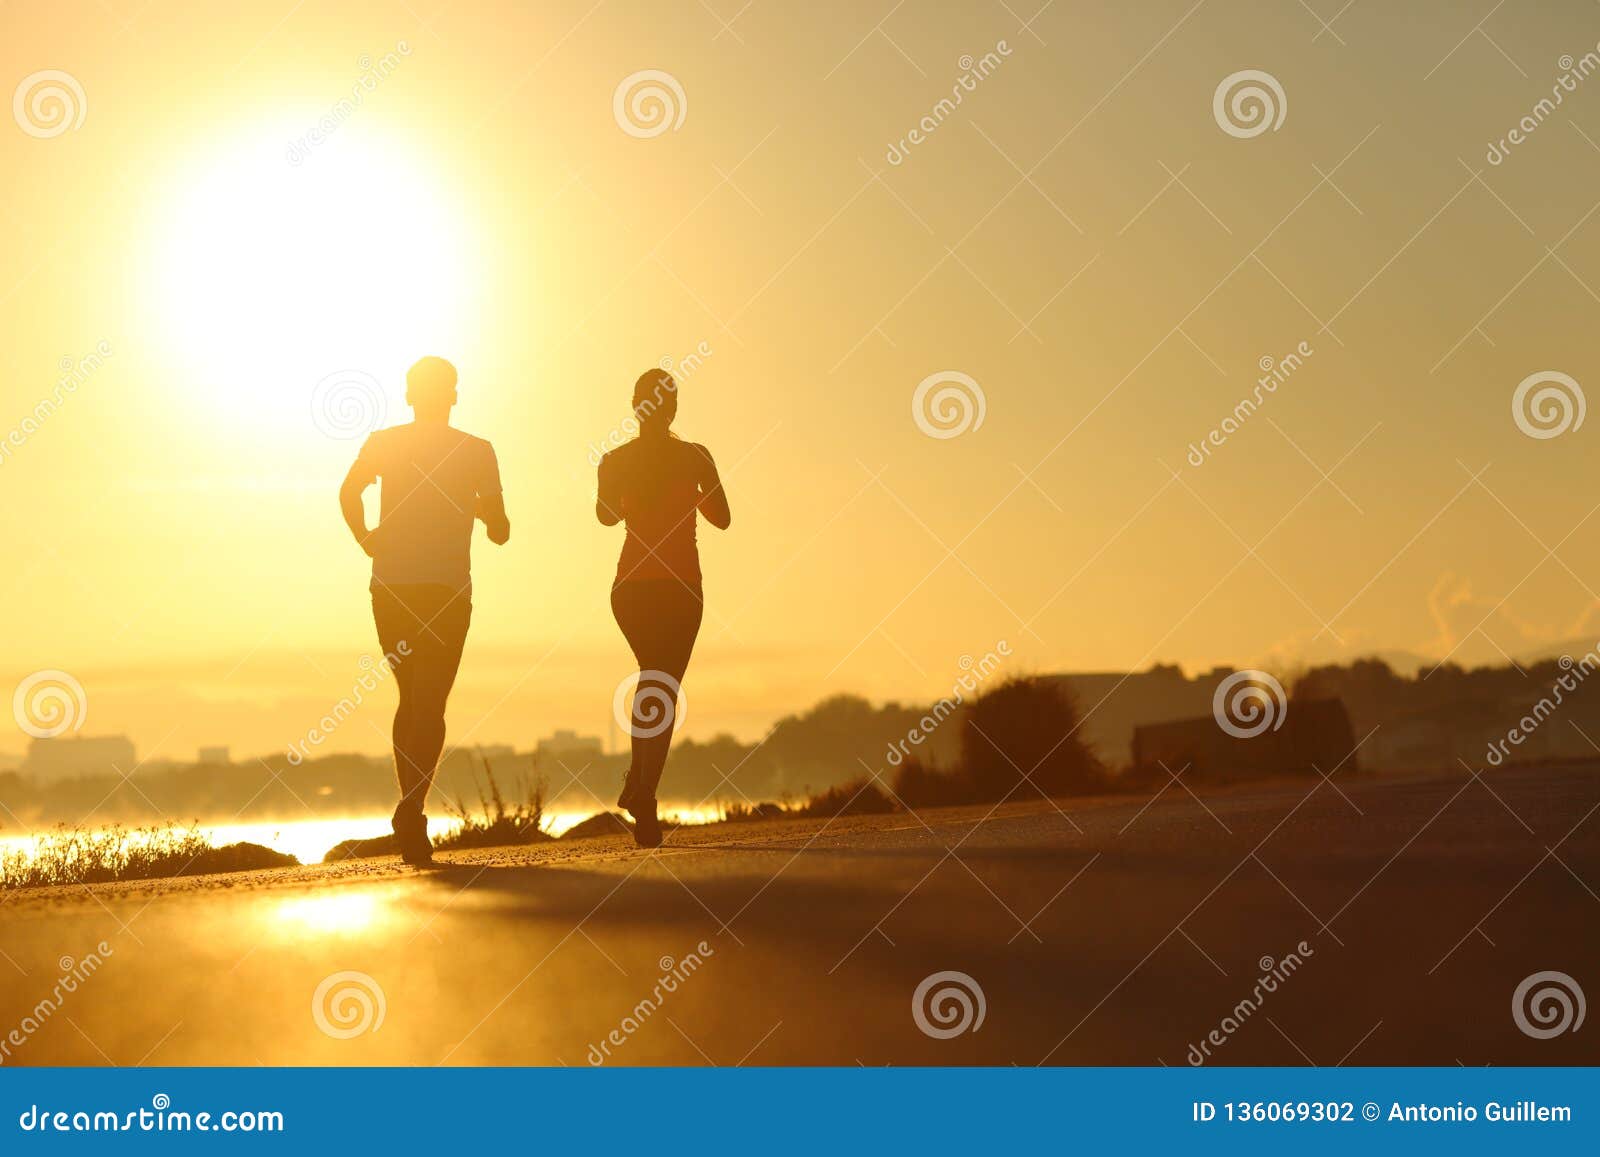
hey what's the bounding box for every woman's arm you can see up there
[694,444,731,530]
[595,453,623,526]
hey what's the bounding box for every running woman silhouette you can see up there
[340,356,510,866]
[596,368,730,847]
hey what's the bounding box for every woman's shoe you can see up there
[631,807,663,848]
[622,793,662,848]
[617,766,640,812]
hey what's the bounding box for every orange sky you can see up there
[5,1,1600,762]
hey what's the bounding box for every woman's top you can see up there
[599,437,711,587]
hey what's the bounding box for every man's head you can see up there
[407,356,458,422]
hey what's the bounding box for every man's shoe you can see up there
[392,808,436,868]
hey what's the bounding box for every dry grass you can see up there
[437,756,551,850]
[0,823,296,890]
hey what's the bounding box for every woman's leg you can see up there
[612,581,703,806]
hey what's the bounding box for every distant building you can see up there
[536,729,604,767]
[1132,699,1357,782]
[21,735,137,783]
[197,746,231,766]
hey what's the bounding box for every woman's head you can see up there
[633,368,678,436]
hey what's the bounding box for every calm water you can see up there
[0,803,723,867]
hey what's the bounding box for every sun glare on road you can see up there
[275,890,391,935]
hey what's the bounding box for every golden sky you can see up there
[5,0,1600,762]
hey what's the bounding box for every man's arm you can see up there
[477,493,511,545]
[477,443,510,545]
[340,454,379,557]
[694,444,731,530]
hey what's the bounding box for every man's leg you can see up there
[404,590,472,807]
[373,587,430,820]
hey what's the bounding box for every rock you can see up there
[322,834,400,862]
[559,812,634,841]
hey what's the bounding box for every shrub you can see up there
[960,676,1105,801]
[789,779,894,818]
[891,758,978,808]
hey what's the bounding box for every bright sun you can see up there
[151,120,479,425]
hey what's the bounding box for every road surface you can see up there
[1,764,1597,1065]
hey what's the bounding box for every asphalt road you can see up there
[1,764,1597,1066]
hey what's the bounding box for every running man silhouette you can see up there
[597,368,730,847]
[340,356,509,866]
